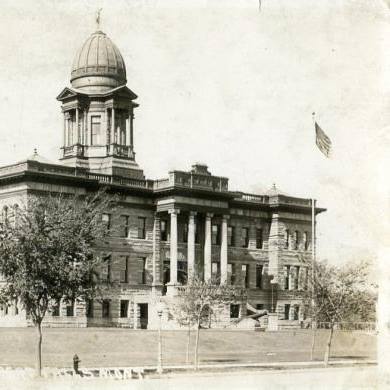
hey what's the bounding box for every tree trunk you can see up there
[310,326,316,361]
[36,321,43,377]
[324,322,334,366]
[194,318,201,370]
[186,323,191,365]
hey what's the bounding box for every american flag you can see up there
[315,122,332,158]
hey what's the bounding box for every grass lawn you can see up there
[0,328,376,369]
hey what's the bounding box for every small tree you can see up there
[0,191,114,376]
[304,259,376,365]
[170,277,245,369]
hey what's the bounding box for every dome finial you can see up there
[96,8,103,31]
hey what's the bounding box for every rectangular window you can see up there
[102,300,110,318]
[181,222,189,243]
[227,226,235,246]
[141,257,147,284]
[294,266,300,290]
[242,264,249,287]
[105,255,112,282]
[293,305,299,321]
[87,300,94,318]
[284,304,290,320]
[284,265,290,290]
[137,217,146,239]
[120,215,129,238]
[228,263,235,285]
[66,300,74,317]
[194,221,199,244]
[256,304,264,311]
[256,228,263,249]
[160,220,168,241]
[285,229,290,249]
[211,224,221,245]
[304,231,309,251]
[294,231,299,250]
[120,300,129,318]
[241,227,249,248]
[102,213,111,231]
[256,264,263,289]
[91,115,101,145]
[120,256,129,283]
[52,300,60,317]
[230,304,240,319]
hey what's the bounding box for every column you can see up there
[220,215,229,284]
[187,211,197,282]
[204,213,213,282]
[75,108,79,144]
[130,112,134,150]
[105,107,109,145]
[125,111,130,147]
[152,213,161,286]
[84,109,88,146]
[110,107,115,144]
[169,209,179,285]
[63,114,66,147]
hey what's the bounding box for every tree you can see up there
[0,191,114,376]
[169,277,245,369]
[304,258,376,365]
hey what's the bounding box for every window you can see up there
[294,266,300,290]
[230,304,240,319]
[256,264,263,289]
[294,231,299,250]
[120,256,129,283]
[256,228,263,249]
[160,220,168,241]
[104,255,112,282]
[241,227,249,248]
[102,300,110,318]
[284,304,290,320]
[194,221,199,244]
[256,304,264,311]
[120,215,129,238]
[120,300,129,318]
[285,229,290,249]
[91,115,101,145]
[242,264,249,287]
[304,231,309,251]
[228,226,235,246]
[66,300,74,317]
[228,263,236,285]
[211,224,221,245]
[102,213,111,231]
[1,206,8,224]
[181,222,188,243]
[293,305,299,321]
[141,257,147,284]
[137,217,146,239]
[87,300,94,318]
[284,265,290,290]
[52,300,60,317]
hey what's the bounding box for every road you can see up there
[0,366,380,390]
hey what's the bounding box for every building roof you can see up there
[17,149,56,165]
[70,30,127,91]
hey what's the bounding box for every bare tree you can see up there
[169,277,245,369]
[0,191,114,376]
[303,258,376,365]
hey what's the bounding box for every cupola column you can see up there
[75,108,79,144]
[110,108,115,144]
[130,112,134,150]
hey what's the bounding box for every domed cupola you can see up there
[70,30,127,92]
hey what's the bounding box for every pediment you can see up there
[56,87,83,101]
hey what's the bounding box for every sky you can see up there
[0,0,388,264]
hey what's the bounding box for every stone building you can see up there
[0,29,325,329]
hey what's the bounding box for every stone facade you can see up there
[0,27,325,330]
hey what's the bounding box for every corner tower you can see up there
[56,29,144,179]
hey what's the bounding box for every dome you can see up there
[70,31,127,92]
